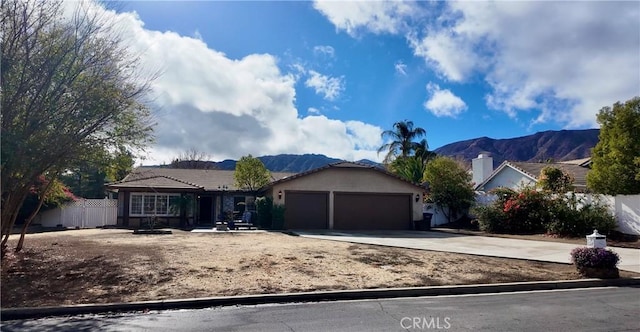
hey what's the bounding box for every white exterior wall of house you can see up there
[269,167,424,228]
[481,167,536,192]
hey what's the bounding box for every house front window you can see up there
[130,193,180,216]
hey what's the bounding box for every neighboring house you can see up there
[106,167,293,228]
[472,153,591,192]
[262,162,426,230]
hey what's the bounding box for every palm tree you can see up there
[413,139,437,164]
[377,120,426,163]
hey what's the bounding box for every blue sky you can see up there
[91,1,639,164]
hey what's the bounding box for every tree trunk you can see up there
[1,189,29,246]
[15,178,54,252]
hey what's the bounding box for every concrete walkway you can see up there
[294,230,640,273]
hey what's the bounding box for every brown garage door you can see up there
[334,193,412,230]
[284,191,329,229]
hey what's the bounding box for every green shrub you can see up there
[545,197,585,236]
[545,196,617,237]
[255,196,273,228]
[579,204,617,235]
[472,205,507,233]
[271,204,286,230]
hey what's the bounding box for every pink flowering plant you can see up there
[475,187,551,234]
[570,247,619,269]
[474,186,616,237]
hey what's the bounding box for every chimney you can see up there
[472,153,493,187]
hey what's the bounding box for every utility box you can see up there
[586,229,606,248]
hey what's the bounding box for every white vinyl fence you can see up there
[471,192,640,236]
[37,199,117,228]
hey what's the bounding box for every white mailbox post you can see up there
[586,229,606,248]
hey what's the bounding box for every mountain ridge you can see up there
[159,129,599,172]
[434,129,599,167]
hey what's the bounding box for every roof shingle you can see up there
[107,167,294,191]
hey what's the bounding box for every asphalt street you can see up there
[2,286,639,332]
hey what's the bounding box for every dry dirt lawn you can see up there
[2,229,637,308]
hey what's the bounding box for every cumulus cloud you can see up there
[74,1,383,164]
[394,61,407,76]
[412,1,640,127]
[307,107,321,114]
[313,0,419,36]
[313,45,335,58]
[315,1,639,128]
[407,30,479,83]
[305,70,345,101]
[424,83,467,118]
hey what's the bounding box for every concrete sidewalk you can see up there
[294,231,640,273]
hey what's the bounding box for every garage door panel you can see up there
[334,193,411,230]
[284,191,328,229]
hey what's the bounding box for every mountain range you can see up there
[166,129,599,172]
[434,129,599,167]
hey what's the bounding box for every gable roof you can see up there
[262,161,425,190]
[476,161,589,191]
[107,167,294,192]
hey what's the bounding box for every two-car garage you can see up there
[267,162,424,231]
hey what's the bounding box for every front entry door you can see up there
[198,196,214,226]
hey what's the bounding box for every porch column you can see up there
[123,191,130,227]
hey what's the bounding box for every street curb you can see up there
[2,278,639,321]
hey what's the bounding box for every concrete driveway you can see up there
[294,230,640,273]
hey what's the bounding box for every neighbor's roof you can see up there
[262,161,425,190]
[558,157,592,167]
[107,167,295,192]
[477,161,589,191]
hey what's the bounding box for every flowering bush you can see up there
[570,247,619,269]
[474,187,617,237]
[472,205,507,233]
[501,188,551,233]
[474,187,551,234]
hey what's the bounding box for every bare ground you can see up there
[2,229,638,308]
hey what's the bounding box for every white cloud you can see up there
[74,1,384,164]
[394,60,407,76]
[345,121,383,151]
[313,0,419,37]
[424,83,467,118]
[305,70,345,101]
[407,30,479,83]
[307,107,321,114]
[315,1,639,128]
[411,1,640,127]
[313,45,335,58]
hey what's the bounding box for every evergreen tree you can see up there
[587,97,640,194]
